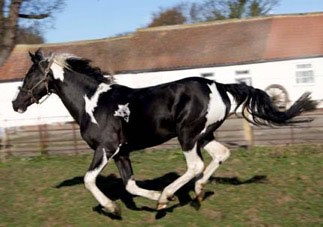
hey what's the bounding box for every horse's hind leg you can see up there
[157,143,204,210]
[84,145,121,216]
[114,155,161,201]
[194,140,230,200]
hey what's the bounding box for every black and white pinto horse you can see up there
[12,49,316,216]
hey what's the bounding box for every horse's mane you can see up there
[52,53,111,84]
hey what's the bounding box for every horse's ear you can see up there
[39,53,55,73]
[29,51,34,58]
[33,48,45,62]
[29,51,37,63]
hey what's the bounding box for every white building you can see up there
[0,13,322,128]
[116,57,323,108]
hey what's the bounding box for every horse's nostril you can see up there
[17,108,25,113]
[12,100,23,113]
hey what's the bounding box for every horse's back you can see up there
[116,77,219,150]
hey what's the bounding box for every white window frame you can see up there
[201,72,214,78]
[235,77,252,86]
[235,69,251,86]
[295,63,315,84]
[235,70,250,75]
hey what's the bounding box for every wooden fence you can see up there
[1,109,323,157]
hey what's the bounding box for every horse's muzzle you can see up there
[12,100,27,113]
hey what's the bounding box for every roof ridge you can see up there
[15,12,323,47]
[19,35,132,47]
[1,12,323,81]
[137,12,323,33]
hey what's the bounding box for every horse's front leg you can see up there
[84,145,121,216]
[114,155,161,201]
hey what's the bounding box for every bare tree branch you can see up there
[0,0,23,65]
[18,13,49,19]
[0,0,65,66]
[0,0,5,43]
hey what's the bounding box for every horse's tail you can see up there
[223,83,317,126]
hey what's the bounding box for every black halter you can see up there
[19,58,54,104]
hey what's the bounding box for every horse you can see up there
[12,49,316,217]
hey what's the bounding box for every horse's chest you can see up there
[80,123,103,149]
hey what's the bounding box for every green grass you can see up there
[0,145,322,226]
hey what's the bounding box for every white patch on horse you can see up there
[109,144,121,161]
[201,83,226,134]
[126,177,161,200]
[50,62,65,81]
[158,144,204,204]
[84,149,108,189]
[84,148,113,209]
[195,141,230,195]
[84,83,111,125]
[227,92,236,114]
[114,103,130,122]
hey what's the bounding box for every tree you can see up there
[195,0,279,21]
[147,0,279,27]
[147,6,186,27]
[16,26,44,44]
[0,0,65,66]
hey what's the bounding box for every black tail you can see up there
[224,83,317,126]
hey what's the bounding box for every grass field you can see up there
[0,145,322,226]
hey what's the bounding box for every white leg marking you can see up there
[126,177,161,201]
[195,141,230,195]
[109,145,121,160]
[84,83,111,125]
[227,92,236,114]
[84,149,115,210]
[201,83,227,133]
[50,62,65,81]
[159,144,204,204]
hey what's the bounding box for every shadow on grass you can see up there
[210,175,267,185]
[54,173,267,219]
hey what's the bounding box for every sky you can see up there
[44,0,323,44]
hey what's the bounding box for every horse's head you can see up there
[12,49,54,113]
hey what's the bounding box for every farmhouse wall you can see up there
[0,13,323,127]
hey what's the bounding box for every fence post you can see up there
[0,126,9,161]
[38,124,48,155]
[243,111,254,149]
[72,122,78,154]
[290,125,294,145]
[4,126,11,155]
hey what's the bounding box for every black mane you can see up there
[65,58,111,83]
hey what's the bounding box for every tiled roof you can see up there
[1,13,323,81]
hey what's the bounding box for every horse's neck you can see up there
[52,72,100,125]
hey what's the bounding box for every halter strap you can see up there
[20,57,55,104]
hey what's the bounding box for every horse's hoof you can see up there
[167,195,176,201]
[102,204,121,217]
[111,204,122,217]
[196,192,204,202]
[157,202,168,210]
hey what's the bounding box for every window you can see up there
[236,77,252,86]
[295,63,314,84]
[235,69,251,85]
[235,70,249,75]
[201,73,214,78]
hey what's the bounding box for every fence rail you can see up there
[1,109,323,157]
